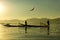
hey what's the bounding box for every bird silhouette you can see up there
[30,8,34,11]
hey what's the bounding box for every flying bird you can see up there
[30,8,34,11]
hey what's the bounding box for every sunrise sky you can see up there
[0,0,60,20]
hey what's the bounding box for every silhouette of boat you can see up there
[3,20,50,35]
[3,23,24,27]
[3,20,48,27]
[3,23,48,27]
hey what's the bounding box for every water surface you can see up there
[0,24,60,40]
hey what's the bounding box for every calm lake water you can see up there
[0,24,60,40]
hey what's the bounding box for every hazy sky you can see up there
[0,0,60,20]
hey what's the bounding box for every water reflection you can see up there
[0,25,20,40]
[0,24,60,40]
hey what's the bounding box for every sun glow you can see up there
[0,3,4,13]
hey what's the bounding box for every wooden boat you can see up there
[3,20,49,27]
[3,24,24,27]
[3,20,50,35]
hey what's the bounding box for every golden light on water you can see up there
[0,25,4,39]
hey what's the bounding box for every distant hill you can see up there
[27,18,49,25]
[0,19,24,24]
[50,18,60,24]
[27,18,60,25]
[0,18,60,25]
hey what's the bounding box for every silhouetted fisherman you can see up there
[47,20,50,35]
[25,20,27,33]
[47,20,49,25]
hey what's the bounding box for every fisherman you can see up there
[25,20,27,33]
[47,20,50,35]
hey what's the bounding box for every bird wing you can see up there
[30,8,34,11]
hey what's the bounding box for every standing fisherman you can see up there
[47,20,50,35]
[25,20,27,33]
